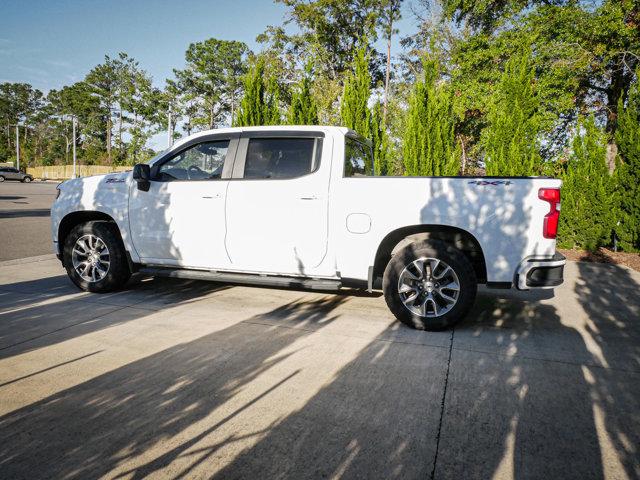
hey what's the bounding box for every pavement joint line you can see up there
[0,254,57,267]
[0,288,152,312]
[430,327,454,480]
[0,350,104,388]
[0,304,132,353]
[449,344,640,374]
[241,319,453,349]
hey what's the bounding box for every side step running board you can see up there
[139,267,342,291]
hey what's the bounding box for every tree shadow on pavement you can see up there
[575,262,640,480]
[437,292,605,479]
[1,263,638,479]
[0,296,347,479]
[0,275,229,360]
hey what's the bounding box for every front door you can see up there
[129,136,237,269]
[224,134,332,276]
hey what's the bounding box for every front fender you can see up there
[50,173,138,262]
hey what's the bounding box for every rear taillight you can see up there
[538,188,560,239]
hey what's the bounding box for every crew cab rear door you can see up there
[224,131,333,276]
[128,132,239,269]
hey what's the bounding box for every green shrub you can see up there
[614,75,640,251]
[558,117,614,250]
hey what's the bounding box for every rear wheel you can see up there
[63,221,131,292]
[0,176,5,182]
[383,240,477,330]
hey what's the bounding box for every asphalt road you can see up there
[0,253,638,478]
[0,182,58,261]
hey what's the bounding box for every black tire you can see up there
[0,176,5,182]
[63,220,131,293]
[22,176,32,183]
[383,240,477,331]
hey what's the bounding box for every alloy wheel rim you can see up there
[72,234,110,283]
[397,257,460,318]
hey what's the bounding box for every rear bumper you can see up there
[515,253,566,290]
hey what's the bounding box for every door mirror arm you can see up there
[132,164,151,192]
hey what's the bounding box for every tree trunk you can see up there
[605,62,626,173]
[118,108,123,154]
[459,134,467,175]
[106,115,112,163]
[383,29,392,125]
[231,91,235,127]
[606,142,618,174]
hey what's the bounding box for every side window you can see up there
[156,140,230,181]
[344,138,374,177]
[243,137,321,179]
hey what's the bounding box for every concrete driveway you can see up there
[0,255,638,479]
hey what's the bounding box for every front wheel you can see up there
[0,176,5,182]
[63,221,131,292]
[383,240,477,331]
[22,176,32,183]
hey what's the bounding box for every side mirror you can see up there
[132,164,151,192]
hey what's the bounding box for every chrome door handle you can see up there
[299,196,318,200]
[202,194,221,199]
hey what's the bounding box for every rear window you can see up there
[344,137,374,177]
[243,137,322,179]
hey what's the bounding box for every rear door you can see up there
[129,133,239,269]
[224,132,333,276]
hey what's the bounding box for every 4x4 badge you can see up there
[468,180,512,186]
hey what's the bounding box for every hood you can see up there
[59,170,132,196]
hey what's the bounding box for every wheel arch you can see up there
[58,211,117,246]
[58,210,137,271]
[372,225,487,285]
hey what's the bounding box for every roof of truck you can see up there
[168,125,359,152]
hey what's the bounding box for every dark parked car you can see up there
[0,167,33,182]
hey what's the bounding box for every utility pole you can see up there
[72,116,77,178]
[15,125,20,171]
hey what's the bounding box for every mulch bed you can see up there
[558,248,640,272]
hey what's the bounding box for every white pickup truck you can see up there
[51,126,565,330]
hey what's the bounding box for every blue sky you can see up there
[0,0,419,93]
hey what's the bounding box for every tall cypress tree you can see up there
[371,101,391,175]
[558,116,614,250]
[402,58,460,176]
[234,57,281,127]
[288,65,318,125]
[615,75,640,251]
[482,48,541,176]
[340,43,371,139]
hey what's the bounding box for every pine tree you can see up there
[558,116,614,250]
[234,57,281,127]
[402,58,460,176]
[288,65,318,125]
[615,76,640,251]
[482,48,541,176]
[340,43,371,139]
[371,101,390,175]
